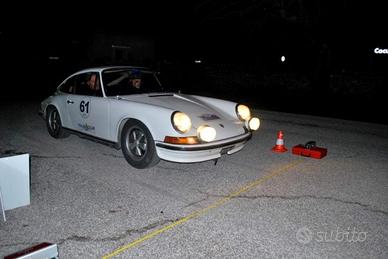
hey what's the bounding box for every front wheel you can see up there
[121,120,160,169]
[46,107,69,138]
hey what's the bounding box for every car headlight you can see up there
[248,117,260,131]
[172,111,192,133]
[197,125,216,142]
[236,104,251,121]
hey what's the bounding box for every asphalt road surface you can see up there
[0,101,387,258]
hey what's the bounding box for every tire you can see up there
[46,107,69,139]
[121,120,160,169]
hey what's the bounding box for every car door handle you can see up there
[67,100,74,104]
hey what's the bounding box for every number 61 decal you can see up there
[80,99,90,118]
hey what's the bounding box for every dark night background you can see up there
[1,0,387,124]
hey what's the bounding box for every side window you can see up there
[73,74,86,95]
[74,73,103,97]
[59,77,76,94]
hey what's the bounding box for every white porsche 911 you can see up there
[39,66,260,169]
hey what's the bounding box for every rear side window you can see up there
[59,77,76,94]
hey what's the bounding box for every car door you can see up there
[66,72,110,140]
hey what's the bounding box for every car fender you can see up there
[43,95,73,128]
[109,98,176,143]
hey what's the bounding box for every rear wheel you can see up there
[46,107,69,138]
[121,120,160,169]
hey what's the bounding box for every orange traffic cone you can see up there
[272,130,288,153]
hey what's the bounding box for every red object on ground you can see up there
[292,144,327,159]
[272,130,288,153]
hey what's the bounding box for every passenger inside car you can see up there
[87,73,98,91]
[84,73,102,96]
[129,77,142,89]
[128,70,142,92]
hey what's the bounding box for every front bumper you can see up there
[155,131,252,163]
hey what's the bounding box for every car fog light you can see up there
[197,125,216,142]
[248,117,260,131]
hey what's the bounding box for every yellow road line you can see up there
[102,160,302,259]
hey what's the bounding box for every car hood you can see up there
[115,93,245,137]
[116,93,221,117]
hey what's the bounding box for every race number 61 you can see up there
[80,100,90,118]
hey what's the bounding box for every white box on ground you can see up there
[4,242,58,259]
[0,153,30,210]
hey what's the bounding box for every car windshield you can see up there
[102,68,164,96]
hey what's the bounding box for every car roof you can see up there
[73,66,151,75]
